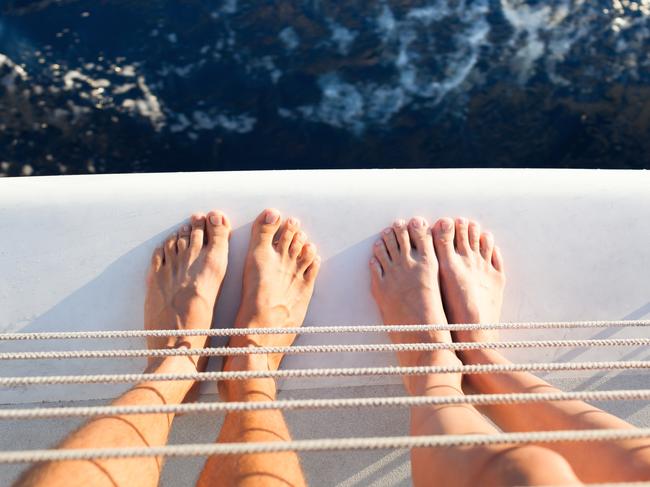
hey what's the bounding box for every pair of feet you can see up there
[144,208,320,379]
[369,216,505,392]
[144,209,506,395]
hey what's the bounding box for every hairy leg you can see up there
[198,209,320,487]
[434,216,650,483]
[370,218,579,487]
[16,212,230,487]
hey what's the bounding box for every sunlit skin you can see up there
[371,216,650,486]
[15,208,320,487]
[14,211,650,487]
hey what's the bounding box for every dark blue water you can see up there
[1,0,649,176]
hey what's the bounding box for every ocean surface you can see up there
[0,0,649,176]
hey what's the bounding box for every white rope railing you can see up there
[1,428,650,463]
[1,361,648,386]
[2,337,648,361]
[1,319,647,341]
[2,389,649,420]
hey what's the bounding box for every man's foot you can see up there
[432,217,506,344]
[369,218,462,394]
[226,208,321,373]
[144,211,231,369]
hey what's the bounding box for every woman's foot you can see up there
[226,208,321,373]
[369,217,462,395]
[432,217,506,344]
[144,211,231,369]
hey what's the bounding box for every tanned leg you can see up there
[197,209,320,487]
[15,211,231,487]
[434,216,650,483]
[370,217,580,487]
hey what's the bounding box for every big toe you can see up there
[433,217,456,263]
[206,210,231,247]
[251,208,282,247]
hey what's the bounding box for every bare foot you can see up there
[226,208,321,373]
[369,217,462,395]
[144,211,231,369]
[432,217,506,344]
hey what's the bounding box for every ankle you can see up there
[458,348,507,365]
[458,349,509,395]
[402,350,463,395]
[220,354,278,402]
[221,379,278,402]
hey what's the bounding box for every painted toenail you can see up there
[209,214,221,226]
[265,209,280,224]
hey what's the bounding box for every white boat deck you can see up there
[0,169,649,485]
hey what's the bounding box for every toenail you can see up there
[182,225,190,233]
[288,217,299,226]
[265,209,280,224]
[410,218,422,228]
[394,219,405,228]
[441,219,453,231]
[383,228,391,235]
[369,257,377,265]
[375,240,383,247]
[457,218,467,225]
[209,214,221,226]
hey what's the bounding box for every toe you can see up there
[432,217,456,262]
[381,227,400,261]
[276,217,300,254]
[373,239,391,269]
[454,218,471,255]
[492,245,504,272]
[150,246,164,272]
[289,231,307,259]
[189,214,206,256]
[369,256,383,280]
[206,210,231,247]
[480,232,495,261]
[304,255,321,283]
[164,233,178,263]
[297,243,317,274]
[392,219,411,257]
[251,208,282,246]
[468,220,481,252]
[177,224,191,254]
[407,217,434,256]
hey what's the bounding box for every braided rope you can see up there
[3,338,649,361]
[1,361,648,386]
[2,389,650,419]
[1,320,648,341]
[1,428,650,463]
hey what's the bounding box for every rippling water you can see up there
[0,0,649,176]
